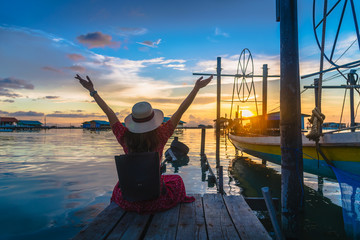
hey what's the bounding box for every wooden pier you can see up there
[73,194,271,240]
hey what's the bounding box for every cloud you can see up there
[0,110,9,114]
[67,53,85,61]
[1,99,15,103]
[186,114,213,127]
[42,66,63,73]
[0,88,22,98]
[65,65,86,73]
[164,64,186,71]
[11,111,44,117]
[0,77,34,89]
[215,27,229,37]
[119,95,215,105]
[44,96,60,99]
[0,24,76,47]
[136,39,161,48]
[46,112,105,118]
[114,27,148,37]
[77,32,121,49]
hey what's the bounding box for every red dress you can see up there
[110,120,195,214]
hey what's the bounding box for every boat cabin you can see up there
[82,120,110,129]
[164,117,186,128]
[230,112,310,135]
[0,117,18,126]
[17,120,43,127]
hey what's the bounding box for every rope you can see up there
[306,107,326,142]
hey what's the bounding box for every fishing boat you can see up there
[229,130,360,179]
[226,0,360,180]
[227,54,360,179]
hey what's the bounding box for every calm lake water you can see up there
[0,128,346,239]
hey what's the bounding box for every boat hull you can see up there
[229,132,360,179]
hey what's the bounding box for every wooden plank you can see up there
[223,195,271,240]
[106,212,151,240]
[203,194,240,240]
[73,202,126,240]
[176,194,207,240]
[143,204,181,240]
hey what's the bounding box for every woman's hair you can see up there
[123,128,160,153]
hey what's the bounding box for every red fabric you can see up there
[111,120,195,214]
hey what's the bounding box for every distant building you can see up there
[82,120,110,129]
[212,117,229,129]
[0,117,18,126]
[163,117,186,128]
[17,120,43,127]
[198,124,213,128]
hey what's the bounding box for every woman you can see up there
[76,74,212,213]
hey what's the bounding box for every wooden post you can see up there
[200,128,206,156]
[218,166,224,194]
[216,57,221,168]
[262,64,268,135]
[349,70,356,132]
[314,78,319,108]
[262,187,284,240]
[279,0,304,238]
[317,0,328,135]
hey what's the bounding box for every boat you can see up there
[229,131,360,179]
[227,62,360,180]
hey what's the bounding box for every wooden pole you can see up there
[262,187,284,240]
[279,0,304,238]
[262,64,268,134]
[218,166,224,194]
[216,57,221,168]
[349,70,356,132]
[314,78,319,108]
[201,128,206,156]
[317,0,328,112]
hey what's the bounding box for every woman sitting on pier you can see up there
[76,74,212,213]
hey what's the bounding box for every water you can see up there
[0,128,346,239]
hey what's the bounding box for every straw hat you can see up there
[124,102,164,133]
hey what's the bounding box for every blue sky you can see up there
[0,0,359,126]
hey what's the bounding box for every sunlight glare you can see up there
[240,110,254,117]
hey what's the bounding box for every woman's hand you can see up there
[195,75,213,90]
[75,74,95,92]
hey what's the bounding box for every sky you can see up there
[0,0,359,126]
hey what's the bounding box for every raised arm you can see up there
[75,74,119,127]
[170,75,213,128]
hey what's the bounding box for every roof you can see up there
[164,117,186,124]
[245,112,311,121]
[0,117,18,122]
[18,120,42,125]
[90,120,110,125]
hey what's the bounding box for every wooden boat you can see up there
[229,131,360,179]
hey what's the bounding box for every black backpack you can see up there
[115,152,165,202]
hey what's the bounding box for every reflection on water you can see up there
[230,156,346,239]
[0,129,348,239]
